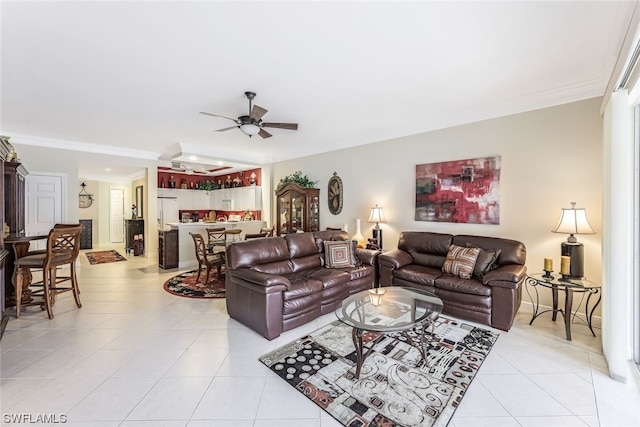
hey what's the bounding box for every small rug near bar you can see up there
[260,317,499,427]
[85,250,127,265]
[163,269,225,299]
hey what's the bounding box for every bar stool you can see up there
[223,228,243,244]
[13,225,83,319]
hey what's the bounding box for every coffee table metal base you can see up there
[351,320,435,379]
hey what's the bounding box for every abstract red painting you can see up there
[415,156,500,224]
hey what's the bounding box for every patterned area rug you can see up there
[260,317,499,427]
[163,269,225,298]
[85,250,127,265]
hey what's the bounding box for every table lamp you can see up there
[551,202,595,278]
[367,204,386,249]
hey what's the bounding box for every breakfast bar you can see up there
[167,220,267,268]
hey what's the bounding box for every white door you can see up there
[25,174,64,250]
[110,188,124,243]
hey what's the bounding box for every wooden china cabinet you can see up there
[275,183,320,236]
[4,161,27,235]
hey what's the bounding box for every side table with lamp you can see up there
[526,202,600,340]
[551,202,595,279]
[525,272,601,340]
[367,204,385,249]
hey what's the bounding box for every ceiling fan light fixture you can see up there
[240,123,260,136]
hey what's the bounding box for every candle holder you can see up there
[542,270,554,280]
[559,273,571,282]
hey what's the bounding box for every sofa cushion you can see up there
[301,267,350,289]
[472,248,501,279]
[434,274,492,297]
[281,276,324,301]
[442,245,480,279]
[394,264,442,286]
[399,232,453,268]
[324,241,356,268]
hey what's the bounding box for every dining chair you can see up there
[190,232,224,284]
[260,226,275,237]
[13,225,83,319]
[206,227,226,253]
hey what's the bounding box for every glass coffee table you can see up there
[335,286,443,379]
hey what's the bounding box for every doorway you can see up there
[109,188,124,243]
[25,173,65,251]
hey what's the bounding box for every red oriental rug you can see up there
[163,269,225,299]
[85,250,127,265]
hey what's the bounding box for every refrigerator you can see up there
[157,196,179,231]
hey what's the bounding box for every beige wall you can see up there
[274,97,603,311]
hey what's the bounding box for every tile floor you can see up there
[1,246,639,427]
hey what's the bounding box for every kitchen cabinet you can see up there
[176,190,194,210]
[158,229,178,269]
[276,183,319,236]
[193,191,211,210]
[162,187,262,211]
[234,186,262,210]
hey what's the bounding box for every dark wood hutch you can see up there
[0,136,16,339]
[275,183,320,236]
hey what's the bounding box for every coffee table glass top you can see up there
[335,287,443,332]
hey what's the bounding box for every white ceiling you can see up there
[1,1,636,180]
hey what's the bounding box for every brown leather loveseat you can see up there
[225,230,379,340]
[378,232,526,331]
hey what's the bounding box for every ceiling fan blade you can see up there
[200,112,239,122]
[215,125,239,132]
[258,128,272,139]
[262,122,298,130]
[250,105,268,120]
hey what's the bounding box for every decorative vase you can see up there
[352,218,365,248]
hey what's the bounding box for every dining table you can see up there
[4,232,49,307]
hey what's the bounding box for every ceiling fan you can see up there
[200,91,298,138]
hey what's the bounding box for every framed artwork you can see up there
[415,156,500,224]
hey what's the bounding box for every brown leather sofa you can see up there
[378,232,526,331]
[225,230,379,340]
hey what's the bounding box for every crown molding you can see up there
[4,132,160,160]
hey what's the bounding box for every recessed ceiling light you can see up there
[190,155,198,161]
[105,168,112,171]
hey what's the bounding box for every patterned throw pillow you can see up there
[442,245,480,279]
[324,241,356,268]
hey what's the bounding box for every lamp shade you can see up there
[552,202,595,241]
[240,123,260,136]
[367,205,386,226]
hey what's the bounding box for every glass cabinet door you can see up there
[309,195,319,232]
[291,191,304,232]
[275,183,320,236]
[279,193,291,234]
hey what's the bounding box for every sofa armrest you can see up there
[483,264,526,289]
[378,249,413,270]
[355,248,381,266]
[229,268,291,290]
